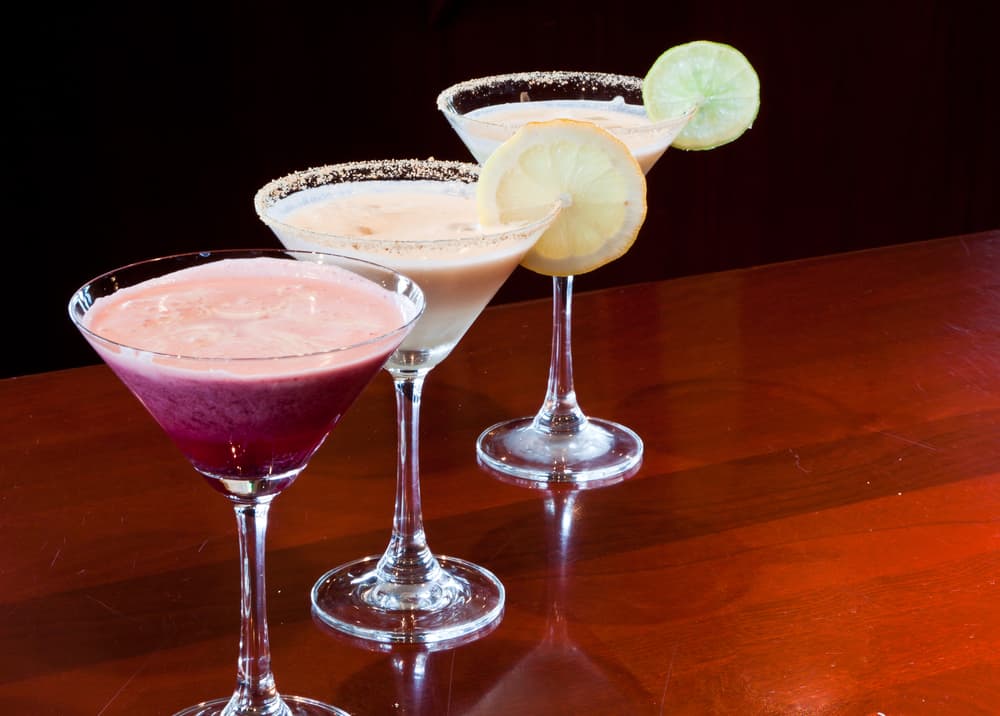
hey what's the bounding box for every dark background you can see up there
[9,0,998,379]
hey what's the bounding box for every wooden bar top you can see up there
[2,231,998,715]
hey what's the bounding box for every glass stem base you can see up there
[310,369,504,644]
[172,695,348,716]
[311,555,504,644]
[476,274,642,485]
[476,415,643,484]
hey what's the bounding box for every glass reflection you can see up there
[464,485,654,713]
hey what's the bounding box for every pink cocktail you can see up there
[70,249,424,716]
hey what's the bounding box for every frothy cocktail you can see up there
[79,255,419,491]
[254,159,556,643]
[69,249,422,716]
[438,73,694,175]
[461,98,667,172]
[437,52,758,486]
[257,162,557,371]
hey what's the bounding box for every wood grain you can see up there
[1,231,997,714]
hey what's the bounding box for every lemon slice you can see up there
[643,40,760,151]
[476,119,647,276]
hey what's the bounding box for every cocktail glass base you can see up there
[173,695,348,716]
[476,416,643,485]
[311,555,504,644]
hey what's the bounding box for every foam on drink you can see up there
[84,257,412,368]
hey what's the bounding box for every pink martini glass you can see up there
[69,248,424,716]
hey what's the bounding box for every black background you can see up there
[9,0,998,378]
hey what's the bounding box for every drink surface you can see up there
[85,257,407,363]
[270,180,544,370]
[468,99,652,130]
[280,184,481,246]
[457,99,666,172]
[81,257,414,484]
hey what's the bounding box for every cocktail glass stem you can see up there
[376,371,444,587]
[476,275,643,485]
[311,364,505,642]
[227,497,284,716]
[533,276,587,436]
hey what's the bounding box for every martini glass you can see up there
[437,71,694,485]
[255,159,559,644]
[68,248,424,716]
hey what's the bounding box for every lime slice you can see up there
[477,119,647,276]
[643,40,760,150]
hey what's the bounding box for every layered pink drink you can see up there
[79,256,419,488]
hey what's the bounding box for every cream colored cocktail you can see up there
[437,72,691,485]
[458,97,678,172]
[255,159,556,644]
[264,177,547,369]
[437,46,759,485]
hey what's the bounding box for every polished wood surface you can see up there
[2,231,998,715]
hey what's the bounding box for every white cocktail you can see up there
[267,168,549,370]
[255,159,557,643]
[438,71,694,485]
[450,94,682,172]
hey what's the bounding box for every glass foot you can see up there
[476,416,643,485]
[311,555,504,644]
[173,695,348,716]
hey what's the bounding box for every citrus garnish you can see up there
[643,40,760,151]
[476,119,647,276]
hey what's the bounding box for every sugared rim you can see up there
[436,70,696,135]
[68,248,424,363]
[254,158,562,252]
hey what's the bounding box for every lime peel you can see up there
[643,40,760,151]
